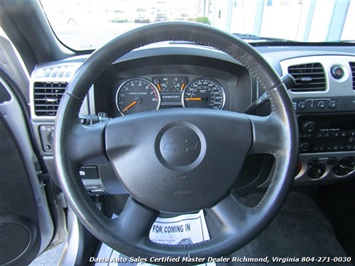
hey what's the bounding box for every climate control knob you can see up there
[307,163,325,179]
[333,157,355,176]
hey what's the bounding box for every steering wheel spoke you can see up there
[62,121,108,165]
[248,85,298,161]
[207,193,251,236]
[110,197,158,242]
[247,114,285,156]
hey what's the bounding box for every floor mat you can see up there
[29,242,65,266]
[316,179,355,262]
[230,192,352,265]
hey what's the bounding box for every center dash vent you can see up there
[287,63,326,92]
[34,82,67,116]
[350,62,355,90]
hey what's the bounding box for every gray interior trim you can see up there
[0,77,53,254]
[281,55,355,98]
[0,30,30,101]
[58,207,80,266]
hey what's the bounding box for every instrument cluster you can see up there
[115,76,226,116]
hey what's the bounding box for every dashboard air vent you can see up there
[287,63,326,92]
[34,82,67,116]
[34,65,76,79]
[350,62,355,90]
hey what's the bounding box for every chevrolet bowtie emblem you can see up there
[163,139,199,152]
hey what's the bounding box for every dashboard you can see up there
[29,43,355,193]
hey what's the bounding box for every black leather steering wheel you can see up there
[54,22,298,260]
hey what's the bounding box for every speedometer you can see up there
[182,78,225,110]
[116,78,161,115]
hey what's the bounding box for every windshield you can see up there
[40,0,355,50]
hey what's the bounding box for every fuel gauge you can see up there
[153,76,188,93]
[153,78,168,92]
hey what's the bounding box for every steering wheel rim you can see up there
[54,22,298,259]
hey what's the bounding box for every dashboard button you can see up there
[328,100,337,109]
[317,101,325,109]
[325,146,333,151]
[312,146,323,152]
[323,132,330,138]
[331,65,344,79]
[298,101,306,110]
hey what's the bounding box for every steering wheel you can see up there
[54,22,298,259]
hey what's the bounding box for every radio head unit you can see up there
[299,115,355,153]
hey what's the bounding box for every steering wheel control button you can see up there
[159,124,203,167]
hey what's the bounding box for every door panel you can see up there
[0,67,53,266]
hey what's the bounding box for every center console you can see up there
[280,55,355,184]
[297,115,355,181]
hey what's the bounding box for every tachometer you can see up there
[116,78,161,115]
[182,78,225,110]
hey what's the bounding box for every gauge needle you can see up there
[122,97,143,112]
[185,97,203,101]
[122,101,137,112]
[153,79,162,91]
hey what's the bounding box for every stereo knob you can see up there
[300,143,310,153]
[301,121,316,133]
